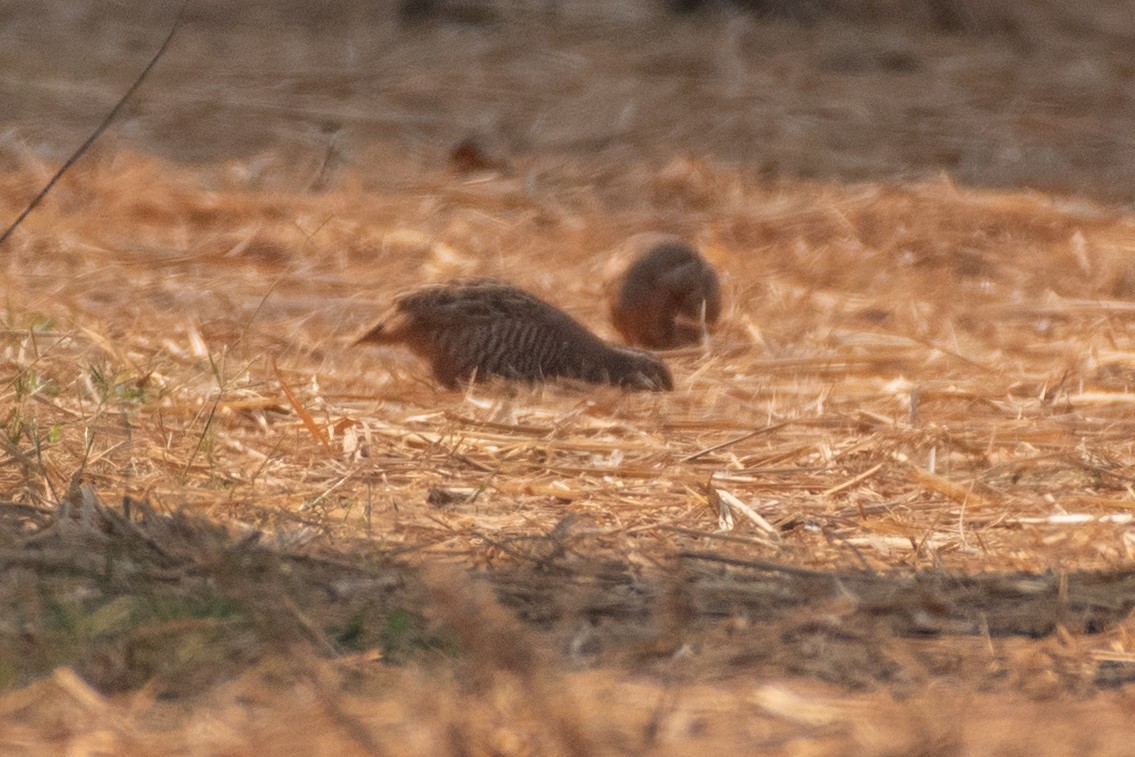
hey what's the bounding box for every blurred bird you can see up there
[610,235,721,349]
[355,278,673,391]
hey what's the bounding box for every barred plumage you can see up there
[355,278,673,391]
[610,235,721,349]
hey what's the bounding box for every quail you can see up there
[355,278,673,391]
[610,235,721,349]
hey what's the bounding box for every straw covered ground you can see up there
[2,0,1135,753]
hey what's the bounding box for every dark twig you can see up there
[0,2,188,247]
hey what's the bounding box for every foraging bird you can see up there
[355,278,673,391]
[610,235,721,349]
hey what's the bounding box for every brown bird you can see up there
[355,278,673,391]
[610,235,721,349]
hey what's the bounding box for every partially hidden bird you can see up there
[355,278,673,391]
[610,235,721,349]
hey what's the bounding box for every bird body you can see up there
[611,235,721,349]
[356,278,673,391]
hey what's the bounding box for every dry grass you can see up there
[6,152,1135,572]
[3,0,1135,753]
[4,148,1135,752]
